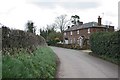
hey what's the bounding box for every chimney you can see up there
[71,25,74,27]
[98,16,102,26]
[68,26,70,29]
[79,22,83,25]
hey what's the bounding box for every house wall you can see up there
[64,27,108,44]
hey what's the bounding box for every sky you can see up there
[0,0,119,34]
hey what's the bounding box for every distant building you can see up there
[63,16,114,47]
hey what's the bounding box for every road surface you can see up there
[51,47,118,78]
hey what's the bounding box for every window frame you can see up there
[88,28,90,34]
[70,31,72,35]
[77,30,79,34]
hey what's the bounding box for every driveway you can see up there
[50,47,118,78]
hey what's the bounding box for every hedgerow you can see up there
[2,26,47,53]
[2,26,57,78]
[89,31,120,64]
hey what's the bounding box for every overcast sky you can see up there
[0,0,119,33]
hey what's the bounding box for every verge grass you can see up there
[2,46,57,78]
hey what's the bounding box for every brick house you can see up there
[63,16,114,47]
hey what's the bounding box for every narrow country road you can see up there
[50,47,118,78]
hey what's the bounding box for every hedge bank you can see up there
[2,27,57,78]
[2,27,47,53]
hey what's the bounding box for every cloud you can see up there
[60,2,101,9]
[31,2,57,9]
[105,12,117,17]
[27,1,101,10]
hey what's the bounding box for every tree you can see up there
[39,24,56,41]
[47,31,62,45]
[46,24,56,34]
[71,15,80,26]
[26,20,36,34]
[39,25,63,45]
[55,14,69,33]
[40,28,47,40]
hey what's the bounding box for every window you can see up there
[70,31,72,35]
[77,30,79,34]
[70,39,72,44]
[65,38,68,40]
[74,38,76,43]
[77,39,79,44]
[88,28,90,34]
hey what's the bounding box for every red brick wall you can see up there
[64,27,112,44]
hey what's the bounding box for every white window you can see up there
[77,39,79,44]
[65,40,68,44]
[70,39,72,44]
[88,28,90,34]
[74,38,76,43]
[70,31,72,35]
[77,30,79,34]
[64,32,66,36]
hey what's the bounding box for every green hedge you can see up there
[89,31,120,63]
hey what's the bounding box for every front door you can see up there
[79,36,83,48]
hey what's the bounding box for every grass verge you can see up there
[2,46,57,78]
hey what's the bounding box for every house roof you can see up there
[65,22,106,32]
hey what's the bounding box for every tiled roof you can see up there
[65,22,106,31]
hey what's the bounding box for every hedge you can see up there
[2,27,46,49]
[2,26,47,54]
[89,31,120,63]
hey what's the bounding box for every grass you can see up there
[2,46,57,78]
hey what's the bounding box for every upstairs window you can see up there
[77,30,79,34]
[70,31,72,35]
[88,28,90,34]
[70,39,72,44]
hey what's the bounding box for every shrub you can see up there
[89,31,120,63]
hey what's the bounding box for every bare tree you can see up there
[55,14,70,33]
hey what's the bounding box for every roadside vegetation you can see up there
[2,46,57,78]
[90,30,120,64]
[2,25,57,78]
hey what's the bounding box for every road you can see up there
[50,47,118,78]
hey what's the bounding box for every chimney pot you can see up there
[68,26,70,29]
[98,16,102,26]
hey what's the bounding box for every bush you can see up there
[89,31,120,64]
[1,26,47,54]
[2,46,57,78]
